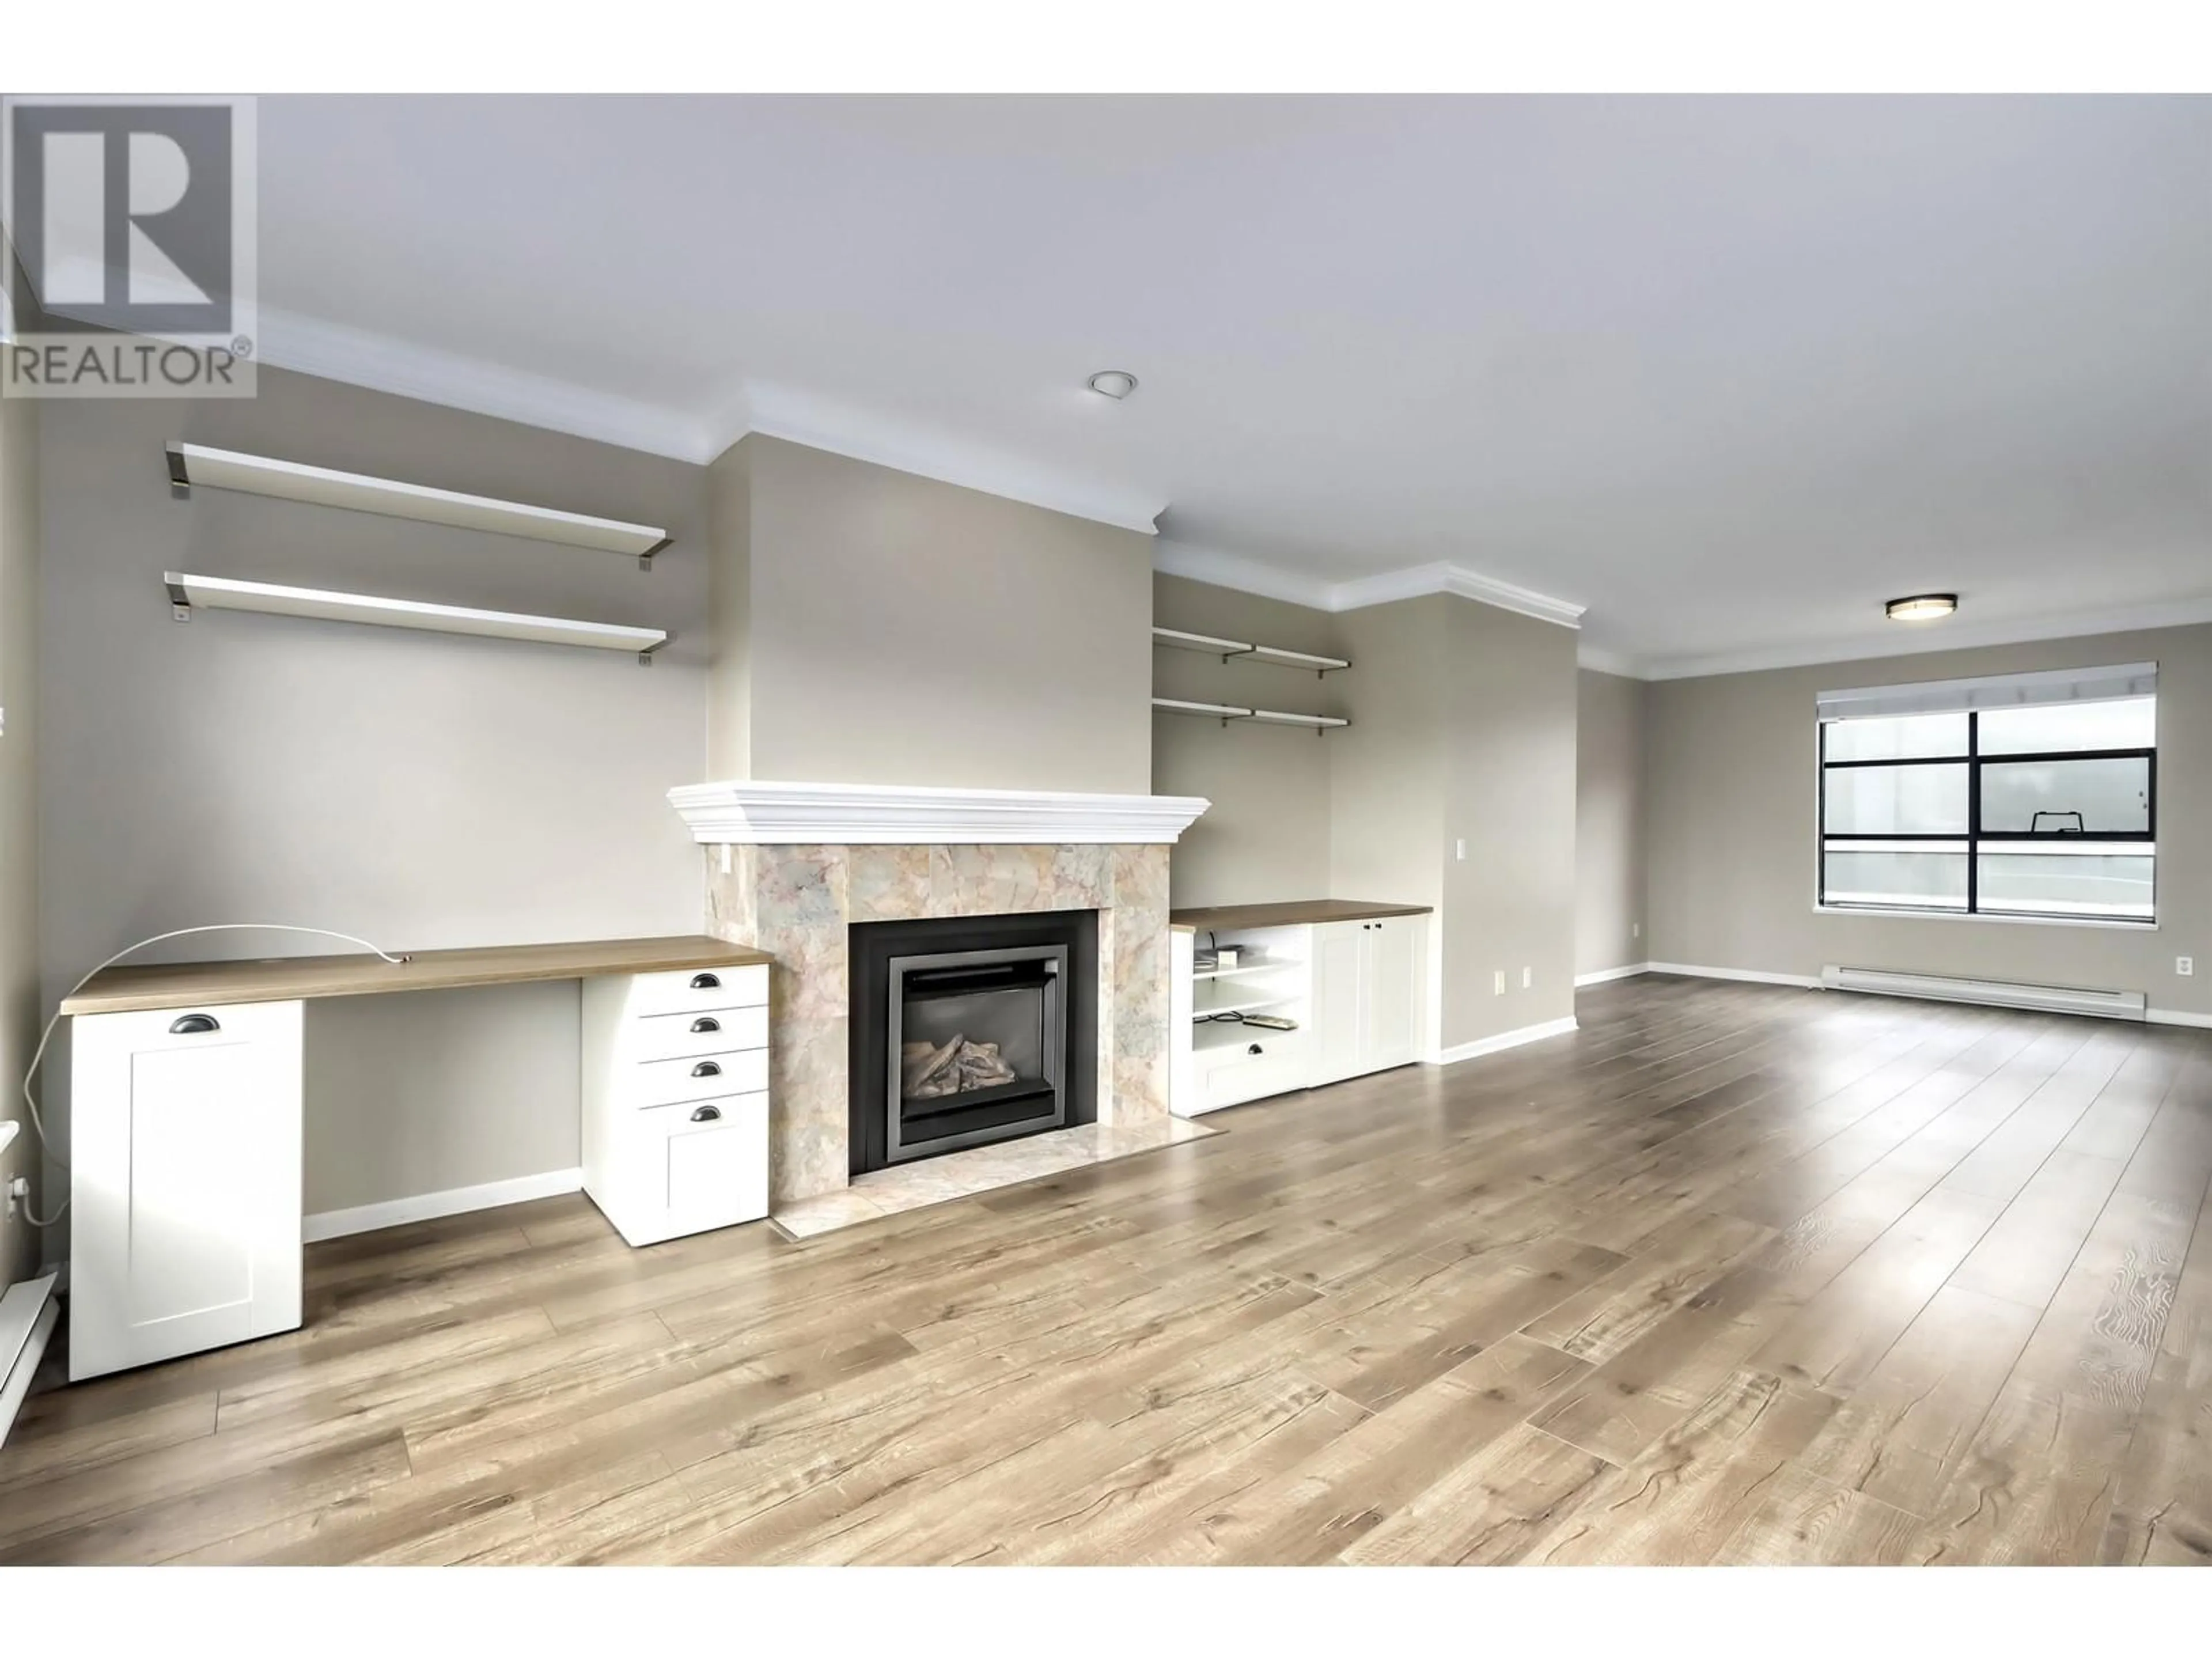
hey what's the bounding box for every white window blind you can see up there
[1816,662,2157,723]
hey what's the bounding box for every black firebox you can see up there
[848,910,1097,1176]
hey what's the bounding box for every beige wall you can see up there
[1438,596,1580,1048]
[1647,623,2211,1019]
[1,395,39,1286]
[704,441,752,780]
[36,368,711,1253]
[1151,571,1340,908]
[1577,668,1647,977]
[715,435,1155,796]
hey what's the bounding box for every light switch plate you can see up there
[2180,956,2196,977]
[1492,970,1506,995]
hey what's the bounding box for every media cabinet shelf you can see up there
[167,442,672,565]
[165,572,669,663]
[1151,624,1349,675]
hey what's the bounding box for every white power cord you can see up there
[15,924,408,1228]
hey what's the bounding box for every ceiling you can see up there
[248,95,2212,676]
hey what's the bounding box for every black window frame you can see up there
[1817,709,2157,923]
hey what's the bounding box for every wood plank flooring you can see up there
[5,974,2210,1565]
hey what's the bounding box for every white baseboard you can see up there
[1431,1015,1580,1067]
[1,1273,60,1450]
[1574,963,1652,987]
[2148,1007,2212,1029]
[302,1167,584,1244]
[1646,961,1825,990]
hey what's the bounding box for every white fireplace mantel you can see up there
[667,779,1211,846]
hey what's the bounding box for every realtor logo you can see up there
[2,94,257,397]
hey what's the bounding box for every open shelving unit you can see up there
[1151,696,1349,733]
[165,572,670,664]
[166,442,673,567]
[1186,929,1314,1055]
[1152,625,1349,676]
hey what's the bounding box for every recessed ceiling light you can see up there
[1885,593,1958,623]
[1086,370,1138,400]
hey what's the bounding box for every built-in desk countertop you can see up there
[59,934,775,1017]
[1168,899,1433,934]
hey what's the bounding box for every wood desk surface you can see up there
[60,934,775,1017]
[1168,899,1434,934]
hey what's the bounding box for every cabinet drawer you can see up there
[1196,1036,1308,1111]
[630,1046,769,1106]
[630,963,768,1018]
[636,1092,769,1237]
[632,1003,768,1062]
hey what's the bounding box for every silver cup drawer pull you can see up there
[691,1060,721,1078]
[690,1016,721,1033]
[689,972,721,990]
[690,1104,722,1123]
[169,1013,221,1035]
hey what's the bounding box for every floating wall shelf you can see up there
[1151,626,1349,676]
[1150,696,1349,733]
[166,443,673,567]
[165,572,669,664]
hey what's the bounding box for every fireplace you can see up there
[849,910,1099,1175]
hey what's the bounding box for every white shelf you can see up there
[167,443,672,565]
[1193,994,1300,1020]
[1153,697,1253,720]
[165,572,669,662]
[1191,961,1294,982]
[1150,697,1349,732]
[1152,624,1348,674]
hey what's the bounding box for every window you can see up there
[1816,665,2156,923]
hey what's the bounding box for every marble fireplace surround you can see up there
[676,782,1210,1208]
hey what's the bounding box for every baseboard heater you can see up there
[1,1274,60,1450]
[1821,965,2147,1022]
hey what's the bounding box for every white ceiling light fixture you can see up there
[1086,370,1138,400]
[1885,593,1959,622]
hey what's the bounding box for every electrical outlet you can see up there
[719,843,732,875]
[1493,970,1506,995]
[2180,956,2196,978]
[1521,966,1532,990]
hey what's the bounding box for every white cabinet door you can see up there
[1309,922,1368,1087]
[1363,917,1423,1072]
[70,999,304,1380]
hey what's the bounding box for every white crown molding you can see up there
[249,309,1167,535]
[1575,645,1642,677]
[253,304,715,463]
[1153,541,1337,609]
[1331,562,1586,628]
[1638,595,2212,682]
[1152,543,1586,629]
[730,381,1166,536]
[669,779,1212,846]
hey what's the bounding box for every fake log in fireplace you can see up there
[849,911,1098,1175]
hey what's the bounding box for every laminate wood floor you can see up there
[7,975,2211,1566]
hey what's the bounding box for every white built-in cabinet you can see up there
[67,954,772,1380]
[581,964,773,1247]
[1311,918,1423,1085]
[1172,913,1429,1118]
[70,999,306,1381]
